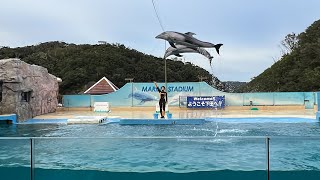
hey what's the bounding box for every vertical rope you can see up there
[152,0,165,32]
[151,0,167,88]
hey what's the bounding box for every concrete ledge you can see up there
[59,105,307,112]
[119,118,205,125]
[59,107,93,111]
[0,114,17,124]
[222,106,306,111]
[21,119,67,124]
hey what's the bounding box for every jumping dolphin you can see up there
[164,45,214,65]
[155,31,223,54]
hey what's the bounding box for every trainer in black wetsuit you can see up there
[154,81,168,118]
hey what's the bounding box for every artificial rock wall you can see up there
[0,58,59,122]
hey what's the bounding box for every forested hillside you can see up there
[0,42,222,94]
[240,19,320,92]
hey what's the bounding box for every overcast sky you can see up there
[1,0,319,82]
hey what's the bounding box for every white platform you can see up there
[67,116,108,124]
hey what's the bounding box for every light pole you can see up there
[125,78,134,107]
[163,41,167,89]
[198,76,208,96]
[164,57,167,89]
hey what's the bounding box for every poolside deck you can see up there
[119,118,206,125]
[32,106,316,122]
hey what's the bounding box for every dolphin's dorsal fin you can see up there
[185,32,196,36]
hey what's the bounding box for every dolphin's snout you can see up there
[155,34,162,39]
[155,32,167,39]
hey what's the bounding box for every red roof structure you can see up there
[84,77,119,95]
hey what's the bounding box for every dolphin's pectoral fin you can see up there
[138,100,145,105]
[169,41,176,48]
[174,53,183,57]
[185,32,196,36]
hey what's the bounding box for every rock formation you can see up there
[0,58,60,122]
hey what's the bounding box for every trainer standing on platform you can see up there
[154,81,168,118]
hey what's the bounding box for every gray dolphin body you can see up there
[164,45,213,65]
[156,31,223,54]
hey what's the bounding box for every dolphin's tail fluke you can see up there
[214,44,223,55]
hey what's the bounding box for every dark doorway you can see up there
[21,91,32,102]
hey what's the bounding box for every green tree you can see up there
[240,19,320,92]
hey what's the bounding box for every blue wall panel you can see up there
[243,93,274,106]
[317,92,320,111]
[225,93,244,106]
[273,92,304,106]
[304,92,315,109]
[63,95,91,108]
[62,82,316,109]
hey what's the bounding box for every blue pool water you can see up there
[1,117,319,137]
[0,117,320,180]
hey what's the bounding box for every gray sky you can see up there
[1,0,319,82]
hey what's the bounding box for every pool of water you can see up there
[1,117,319,137]
[0,117,320,179]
